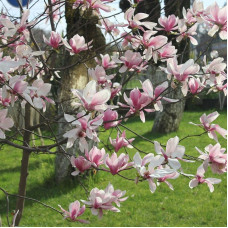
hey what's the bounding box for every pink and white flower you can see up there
[95,54,117,70]
[105,152,133,175]
[196,143,227,174]
[103,109,121,130]
[156,15,179,32]
[109,131,134,152]
[190,111,227,142]
[72,80,111,111]
[85,146,106,167]
[189,164,221,192]
[81,183,127,218]
[70,156,91,176]
[154,136,186,170]
[43,31,62,49]
[59,200,88,223]
[62,34,93,55]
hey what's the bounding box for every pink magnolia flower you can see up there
[176,19,198,45]
[124,7,156,31]
[154,136,186,170]
[62,34,93,55]
[138,156,173,193]
[205,2,227,40]
[73,0,112,13]
[95,54,117,70]
[72,80,111,111]
[105,152,133,175]
[188,77,205,95]
[0,109,14,139]
[29,79,55,112]
[116,50,146,73]
[133,152,155,170]
[121,32,134,47]
[43,31,62,49]
[85,146,106,167]
[190,111,227,142]
[109,131,135,152]
[142,79,178,111]
[196,143,227,174]
[100,18,126,36]
[156,15,179,32]
[88,66,115,85]
[118,88,151,122]
[59,200,88,223]
[157,42,177,62]
[164,57,200,96]
[103,109,121,130]
[157,165,180,190]
[63,111,102,151]
[202,57,226,82]
[189,164,221,192]
[70,156,91,176]
[81,183,127,218]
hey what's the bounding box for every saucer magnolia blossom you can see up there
[142,79,178,111]
[43,31,62,49]
[95,54,117,70]
[189,111,227,142]
[105,152,133,175]
[125,7,156,31]
[189,164,221,192]
[59,200,88,223]
[72,80,111,111]
[0,109,14,139]
[156,15,179,32]
[118,88,151,122]
[70,156,91,176]
[85,146,106,167]
[154,136,186,170]
[30,79,55,112]
[81,183,127,218]
[196,143,227,174]
[62,34,93,55]
[205,2,227,40]
[103,109,120,130]
[164,58,200,96]
[110,131,135,152]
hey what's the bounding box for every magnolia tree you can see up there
[0,0,227,226]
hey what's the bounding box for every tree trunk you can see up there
[55,1,106,183]
[152,0,190,134]
[15,104,31,226]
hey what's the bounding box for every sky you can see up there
[0,0,226,36]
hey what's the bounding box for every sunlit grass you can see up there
[0,109,226,227]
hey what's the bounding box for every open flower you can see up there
[196,143,227,174]
[85,146,106,167]
[154,136,186,170]
[81,183,127,218]
[189,164,221,192]
[59,200,88,223]
[72,80,111,111]
[156,15,179,32]
[110,131,134,152]
[189,111,227,142]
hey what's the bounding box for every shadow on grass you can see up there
[0,172,92,216]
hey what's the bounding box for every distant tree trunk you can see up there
[152,0,190,134]
[55,1,106,183]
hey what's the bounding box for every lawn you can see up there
[0,109,227,227]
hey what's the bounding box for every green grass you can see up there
[0,109,227,227]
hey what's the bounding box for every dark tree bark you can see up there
[55,1,106,183]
